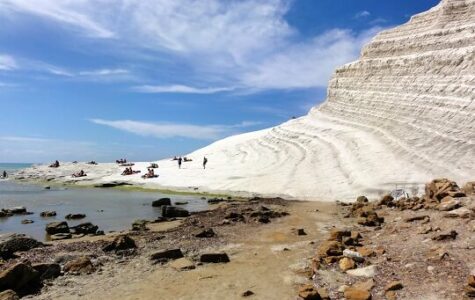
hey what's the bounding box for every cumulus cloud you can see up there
[0,0,384,92]
[90,119,261,140]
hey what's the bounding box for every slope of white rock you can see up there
[175,0,475,200]
[15,0,475,201]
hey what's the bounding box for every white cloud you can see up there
[0,136,52,143]
[78,68,129,76]
[0,54,17,70]
[133,84,235,94]
[90,118,261,140]
[0,0,385,92]
[354,10,371,19]
[0,0,114,38]
[242,28,382,89]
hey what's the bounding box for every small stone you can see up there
[431,230,457,241]
[438,196,460,211]
[50,233,72,240]
[241,290,254,297]
[357,247,374,257]
[65,213,86,220]
[317,288,330,300]
[150,249,183,263]
[385,281,403,291]
[339,257,356,271]
[353,279,375,292]
[298,284,320,300]
[194,228,216,238]
[343,249,364,262]
[174,201,188,205]
[328,229,351,241]
[21,219,34,224]
[40,211,56,217]
[346,265,377,278]
[292,228,307,236]
[344,287,371,300]
[200,253,230,263]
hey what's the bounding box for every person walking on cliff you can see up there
[178,157,182,169]
[203,156,208,169]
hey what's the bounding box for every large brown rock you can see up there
[102,235,137,252]
[317,241,344,257]
[32,263,61,280]
[63,256,95,274]
[161,206,189,218]
[344,287,371,300]
[339,257,356,271]
[0,263,40,295]
[425,178,465,201]
[0,234,43,259]
[45,221,70,235]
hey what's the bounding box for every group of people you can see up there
[142,168,157,179]
[72,170,87,178]
[176,156,208,169]
[116,158,127,164]
[122,167,140,176]
[49,160,60,168]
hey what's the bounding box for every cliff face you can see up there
[187,0,475,200]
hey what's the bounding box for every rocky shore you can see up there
[1,178,475,299]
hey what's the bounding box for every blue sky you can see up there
[0,0,439,163]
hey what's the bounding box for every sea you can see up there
[0,163,208,241]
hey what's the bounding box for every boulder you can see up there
[0,263,40,295]
[432,230,457,241]
[39,211,56,217]
[0,234,43,259]
[443,207,472,219]
[200,253,230,263]
[194,228,216,238]
[150,249,183,263]
[356,196,369,203]
[463,182,475,195]
[45,221,70,235]
[152,198,171,207]
[0,290,19,300]
[425,178,465,201]
[346,265,377,278]
[298,284,321,300]
[161,206,189,218]
[339,257,356,271]
[169,258,195,271]
[131,219,149,231]
[64,256,95,274]
[102,235,137,252]
[317,241,344,257]
[5,207,26,215]
[378,194,394,207]
[438,196,460,211]
[344,287,371,300]
[70,222,98,235]
[65,213,86,220]
[32,263,61,280]
[328,229,351,241]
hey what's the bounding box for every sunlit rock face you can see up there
[185,0,475,201]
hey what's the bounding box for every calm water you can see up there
[0,163,34,172]
[0,180,208,241]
